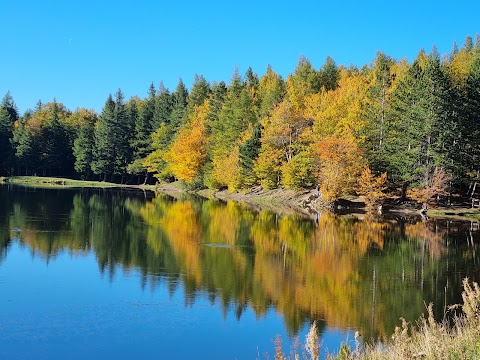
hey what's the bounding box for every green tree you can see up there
[132,84,155,159]
[238,124,262,188]
[12,112,34,175]
[31,100,73,176]
[112,89,133,181]
[169,78,189,134]
[153,81,172,130]
[0,92,19,175]
[73,123,94,179]
[92,95,116,180]
[319,56,340,91]
[385,51,459,195]
[463,54,480,179]
[258,65,285,119]
[187,74,210,113]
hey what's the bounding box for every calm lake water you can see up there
[1,185,479,359]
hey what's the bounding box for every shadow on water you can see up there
[0,184,479,342]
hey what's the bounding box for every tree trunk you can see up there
[400,182,409,201]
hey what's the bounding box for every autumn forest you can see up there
[1,35,480,204]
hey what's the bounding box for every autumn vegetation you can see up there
[2,35,480,207]
[272,279,480,360]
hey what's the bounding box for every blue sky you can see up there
[0,0,478,114]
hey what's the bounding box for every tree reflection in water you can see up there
[1,185,479,341]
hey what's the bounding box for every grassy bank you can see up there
[272,279,480,360]
[427,208,480,221]
[1,176,155,191]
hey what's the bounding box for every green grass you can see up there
[2,176,155,190]
[427,208,480,220]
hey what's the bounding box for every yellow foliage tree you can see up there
[211,146,241,191]
[315,135,365,204]
[254,144,284,189]
[356,166,387,208]
[164,101,209,184]
[306,69,369,141]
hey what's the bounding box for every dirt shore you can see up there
[155,182,480,221]
[157,182,480,221]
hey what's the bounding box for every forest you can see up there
[1,35,480,204]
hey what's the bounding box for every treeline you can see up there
[1,35,480,202]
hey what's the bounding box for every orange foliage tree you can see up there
[314,135,365,204]
[356,166,388,208]
[407,166,451,209]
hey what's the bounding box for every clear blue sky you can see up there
[0,0,478,114]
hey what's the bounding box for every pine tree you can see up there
[0,92,18,175]
[464,35,474,52]
[364,52,395,166]
[169,78,188,134]
[319,56,339,91]
[12,112,34,175]
[92,95,116,180]
[132,84,155,161]
[0,107,13,175]
[463,55,480,178]
[37,100,73,176]
[238,124,261,187]
[112,89,133,180]
[152,81,172,130]
[73,123,94,179]
[385,51,458,195]
[187,74,210,113]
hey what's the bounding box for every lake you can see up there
[0,185,479,359]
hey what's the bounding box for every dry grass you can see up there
[270,279,480,360]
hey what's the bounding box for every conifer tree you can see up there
[319,56,340,91]
[112,89,133,180]
[0,92,18,175]
[187,74,210,113]
[169,79,188,134]
[132,84,155,161]
[385,51,459,195]
[73,123,94,179]
[92,95,116,180]
[152,81,172,130]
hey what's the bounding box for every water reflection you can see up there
[0,185,479,341]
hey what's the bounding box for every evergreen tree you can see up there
[169,79,188,134]
[1,92,19,123]
[132,84,155,161]
[0,92,17,175]
[152,81,172,130]
[73,123,94,179]
[319,56,340,91]
[38,100,73,175]
[464,35,473,52]
[463,55,480,178]
[112,89,133,179]
[384,51,458,194]
[0,107,13,175]
[365,52,395,164]
[187,74,210,112]
[12,112,34,175]
[92,95,116,180]
[238,123,261,187]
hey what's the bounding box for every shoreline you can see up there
[157,181,480,221]
[3,176,479,221]
[0,176,156,192]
